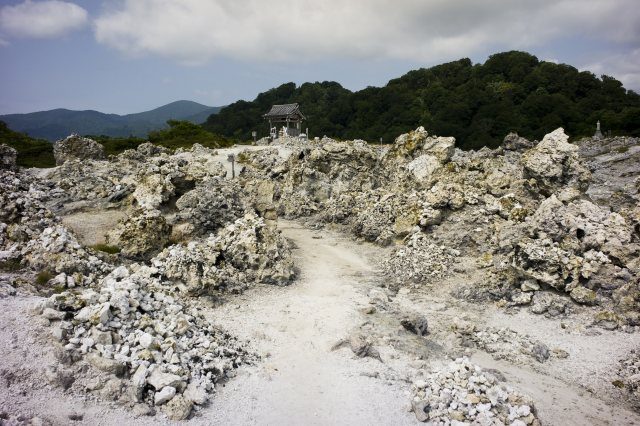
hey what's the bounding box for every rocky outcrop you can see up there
[578,136,640,214]
[53,134,105,165]
[0,144,18,170]
[174,177,246,237]
[522,128,590,196]
[153,213,294,296]
[106,209,170,259]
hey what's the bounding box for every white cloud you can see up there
[582,49,640,92]
[94,0,640,68]
[0,1,88,39]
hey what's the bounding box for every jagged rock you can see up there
[136,142,170,157]
[400,315,429,336]
[107,209,170,259]
[578,136,640,213]
[183,381,208,405]
[384,232,457,285]
[87,353,126,377]
[570,286,597,305]
[53,134,105,165]
[175,177,246,236]
[154,386,176,405]
[522,128,590,195]
[332,334,382,360]
[502,132,534,151]
[0,144,18,170]
[153,213,294,296]
[147,369,184,391]
[132,173,175,210]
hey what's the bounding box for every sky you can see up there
[0,0,639,115]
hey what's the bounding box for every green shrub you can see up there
[236,152,250,164]
[91,243,121,254]
[149,120,235,150]
[35,270,53,286]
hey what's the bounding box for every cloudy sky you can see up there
[0,0,639,114]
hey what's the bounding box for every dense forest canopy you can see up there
[203,51,640,149]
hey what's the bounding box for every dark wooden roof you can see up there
[263,103,305,120]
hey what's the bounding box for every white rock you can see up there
[183,381,208,405]
[42,308,65,320]
[154,386,176,405]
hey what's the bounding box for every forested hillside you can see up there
[203,51,640,148]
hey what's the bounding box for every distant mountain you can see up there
[0,100,222,141]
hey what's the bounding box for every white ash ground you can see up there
[1,127,639,424]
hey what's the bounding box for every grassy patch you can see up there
[35,270,53,286]
[236,152,250,164]
[91,243,121,254]
[615,145,629,153]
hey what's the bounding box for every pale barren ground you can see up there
[4,218,637,425]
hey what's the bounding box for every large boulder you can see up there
[53,134,105,165]
[106,209,170,259]
[522,128,590,195]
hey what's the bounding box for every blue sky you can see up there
[1,0,639,115]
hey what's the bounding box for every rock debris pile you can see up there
[36,264,255,420]
[411,357,540,425]
[616,349,640,410]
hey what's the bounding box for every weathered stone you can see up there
[163,395,193,421]
[400,315,429,336]
[0,144,18,170]
[183,381,208,405]
[87,354,127,377]
[147,369,184,391]
[154,386,176,405]
[570,286,597,305]
[53,134,105,165]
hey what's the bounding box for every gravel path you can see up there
[198,220,416,425]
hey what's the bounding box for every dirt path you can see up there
[198,220,416,425]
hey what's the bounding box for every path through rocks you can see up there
[199,220,416,425]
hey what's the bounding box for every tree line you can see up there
[203,51,640,148]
